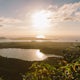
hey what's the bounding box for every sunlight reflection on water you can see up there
[0,48,63,61]
[0,49,47,61]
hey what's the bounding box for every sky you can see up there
[0,0,80,38]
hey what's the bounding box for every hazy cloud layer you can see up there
[0,2,79,28]
[50,2,80,22]
[0,1,79,37]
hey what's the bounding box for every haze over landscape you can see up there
[0,0,80,80]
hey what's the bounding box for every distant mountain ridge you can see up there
[10,37,49,40]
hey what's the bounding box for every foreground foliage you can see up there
[23,46,80,80]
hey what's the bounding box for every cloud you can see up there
[49,2,80,22]
[0,25,3,27]
[0,2,80,28]
[0,17,23,27]
[0,17,22,24]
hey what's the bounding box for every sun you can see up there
[36,35,45,39]
[31,10,51,29]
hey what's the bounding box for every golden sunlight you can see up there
[36,50,46,59]
[31,10,51,29]
[36,35,45,39]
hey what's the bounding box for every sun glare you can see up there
[36,35,45,39]
[36,50,46,59]
[31,10,51,29]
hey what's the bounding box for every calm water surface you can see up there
[0,48,62,61]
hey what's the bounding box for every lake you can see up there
[0,48,62,61]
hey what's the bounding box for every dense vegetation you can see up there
[23,46,80,80]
